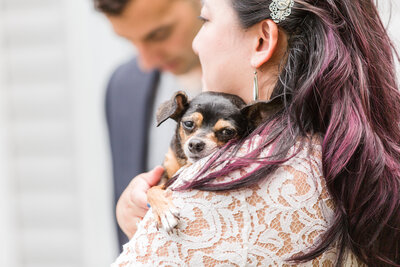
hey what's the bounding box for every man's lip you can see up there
[161,60,179,71]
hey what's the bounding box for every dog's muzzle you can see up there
[184,137,217,162]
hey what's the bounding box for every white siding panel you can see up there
[10,121,73,158]
[1,0,115,266]
[1,0,122,266]
[8,85,69,120]
[0,2,18,266]
[6,46,67,85]
[3,6,63,48]
[3,0,57,10]
[2,7,63,34]
[20,228,81,263]
[14,157,75,192]
[17,192,79,228]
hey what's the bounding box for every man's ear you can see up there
[156,91,189,126]
[250,19,279,68]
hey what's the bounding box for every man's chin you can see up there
[160,60,182,73]
[162,59,199,75]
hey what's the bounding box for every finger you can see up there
[130,182,149,210]
[123,217,141,238]
[135,206,150,217]
[128,167,164,209]
[141,166,165,187]
[124,198,149,217]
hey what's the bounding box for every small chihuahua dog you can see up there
[147,90,281,232]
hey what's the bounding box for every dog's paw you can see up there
[159,206,180,233]
[147,186,180,234]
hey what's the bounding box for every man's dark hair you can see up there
[94,0,131,15]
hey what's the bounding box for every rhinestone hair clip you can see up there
[269,0,294,23]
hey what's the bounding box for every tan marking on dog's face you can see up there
[163,147,183,178]
[180,112,203,143]
[179,127,195,144]
[213,119,235,132]
[206,132,221,146]
[179,125,186,143]
[213,119,238,145]
[190,112,203,128]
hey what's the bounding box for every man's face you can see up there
[107,0,202,75]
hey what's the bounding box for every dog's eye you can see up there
[221,128,236,137]
[182,120,195,130]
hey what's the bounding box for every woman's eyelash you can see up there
[198,16,209,23]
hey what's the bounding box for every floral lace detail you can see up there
[112,135,364,266]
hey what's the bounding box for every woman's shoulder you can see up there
[255,133,331,214]
[253,134,332,222]
[264,134,326,194]
[245,135,337,265]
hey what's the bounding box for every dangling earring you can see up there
[253,70,259,101]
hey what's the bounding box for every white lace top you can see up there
[112,135,363,266]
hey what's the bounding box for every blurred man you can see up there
[94,0,202,248]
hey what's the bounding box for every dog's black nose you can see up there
[188,139,205,153]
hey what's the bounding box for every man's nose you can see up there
[135,44,160,71]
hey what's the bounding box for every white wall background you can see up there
[0,0,133,266]
[0,0,398,267]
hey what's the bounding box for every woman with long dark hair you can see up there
[113,0,400,265]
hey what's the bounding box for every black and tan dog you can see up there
[147,90,281,232]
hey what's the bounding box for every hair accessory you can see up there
[269,0,294,23]
[253,70,259,101]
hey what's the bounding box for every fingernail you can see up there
[147,203,151,208]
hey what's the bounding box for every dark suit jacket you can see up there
[105,58,160,250]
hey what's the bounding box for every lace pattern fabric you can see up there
[112,135,363,266]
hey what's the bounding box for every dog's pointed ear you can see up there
[156,91,189,126]
[241,95,282,127]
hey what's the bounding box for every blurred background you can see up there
[0,0,398,267]
[0,0,132,266]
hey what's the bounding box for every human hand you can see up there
[116,166,165,239]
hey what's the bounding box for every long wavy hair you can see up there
[173,0,400,265]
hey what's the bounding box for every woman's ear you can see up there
[250,19,279,69]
